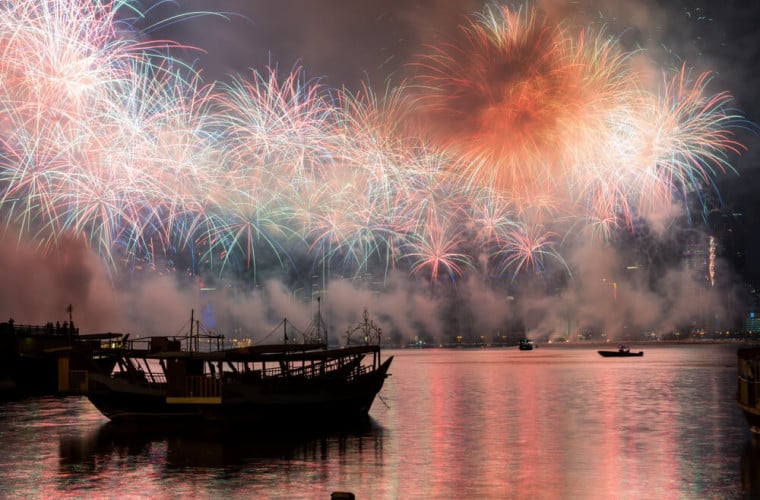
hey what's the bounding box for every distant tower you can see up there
[681,231,713,333]
[682,231,711,286]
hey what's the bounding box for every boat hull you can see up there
[519,339,534,350]
[87,357,393,424]
[598,351,643,357]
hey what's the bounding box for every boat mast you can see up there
[190,309,195,352]
[317,296,321,342]
[317,296,328,347]
[66,304,74,344]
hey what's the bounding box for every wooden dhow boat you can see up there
[85,307,393,425]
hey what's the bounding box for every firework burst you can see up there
[410,5,632,200]
[410,3,744,234]
[0,0,747,292]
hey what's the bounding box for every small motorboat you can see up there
[519,338,535,351]
[598,345,643,357]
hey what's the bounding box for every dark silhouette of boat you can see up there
[0,312,123,396]
[85,307,393,425]
[598,345,643,357]
[519,338,535,351]
[737,347,760,433]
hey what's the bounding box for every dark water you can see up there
[1,344,758,499]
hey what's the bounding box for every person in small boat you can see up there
[618,344,629,353]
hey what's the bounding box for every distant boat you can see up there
[598,345,643,357]
[84,308,393,425]
[519,338,535,351]
[737,347,760,433]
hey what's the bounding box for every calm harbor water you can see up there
[0,344,758,499]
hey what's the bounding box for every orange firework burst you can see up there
[410,4,634,200]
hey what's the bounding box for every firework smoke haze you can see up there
[0,0,752,343]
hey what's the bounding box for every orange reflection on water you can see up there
[0,345,752,498]
[594,365,682,498]
[381,347,742,498]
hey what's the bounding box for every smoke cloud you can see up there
[0,225,745,344]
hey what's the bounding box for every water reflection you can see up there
[59,417,384,472]
[380,346,751,498]
[2,346,757,497]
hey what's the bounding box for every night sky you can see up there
[2,0,757,336]
[142,0,760,279]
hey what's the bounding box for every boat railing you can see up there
[121,333,225,353]
[1,321,79,337]
[113,368,166,385]
[346,363,373,381]
[268,362,322,379]
[239,364,323,380]
[145,372,167,384]
[261,354,368,380]
[187,375,222,398]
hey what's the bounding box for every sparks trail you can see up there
[410,3,745,228]
[0,0,746,288]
